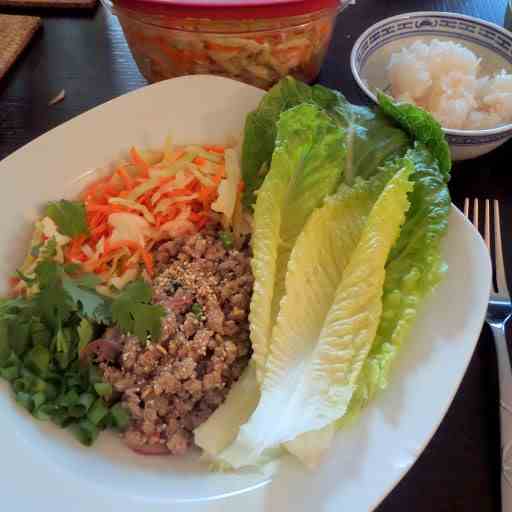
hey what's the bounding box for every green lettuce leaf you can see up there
[377,91,451,180]
[347,143,450,417]
[194,363,260,459]
[216,165,412,469]
[241,78,409,207]
[311,85,410,183]
[241,77,313,208]
[249,102,346,384]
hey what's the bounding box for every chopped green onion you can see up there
[15,392,33,412]
[10,323,31,355]
[25,345,50,374]
[33,391,46,409]
[79,392,95,411]
[44,382,58,401]
[5,352,21,367]
[94,382,113,397]
[110,402,130,430]
[0,367,19,382]
[0,322,11,366]
[191,303,203,318]
[71,419,99,447]
[88,365,104,385]
[31,321,52,346]
[77,318,94,352]
[68,405,86,418]
[60,389,80,407]
[13,379,26,393]
[52,412,73,428]
[33,408,51,421]
[38,403,59,416]
[87,399,109,425]
[219,231,234,250]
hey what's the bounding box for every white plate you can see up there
[0,75,492,511]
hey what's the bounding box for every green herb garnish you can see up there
[219,230,234,250]
[111,279,166,342]
[191,303,203,318]
[45,200,89,238]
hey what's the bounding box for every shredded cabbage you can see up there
[108,197,155,224]
[211,148,241,227]
[109,212,154,246]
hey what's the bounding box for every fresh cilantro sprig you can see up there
[111,279,165,342]
[45,200,89,237]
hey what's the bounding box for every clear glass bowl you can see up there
[104,2,342,89]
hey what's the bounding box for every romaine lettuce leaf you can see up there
[311,85,410,183]
[195,363,260,459]
[347,143,450,416]
[216,165,412,469]
[241,77,314,208]
[250,102,346,384]
[241,78,409,207]
[377,91,451,180]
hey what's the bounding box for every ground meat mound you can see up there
[101,226,253,455]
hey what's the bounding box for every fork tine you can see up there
[484,199,491,251]
[464,197,469,218]
[473,198,479,230]
[493,200,510,298]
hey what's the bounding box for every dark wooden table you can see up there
[0,0,509,510]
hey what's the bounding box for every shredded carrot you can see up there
[87,204,112,214]
[212,165,226,185]
[189,211,205,223]
[196,216,210,230]
[193,156,207,166]
[139,189,155,206]
[116,166,134,190]
[140,250,154,276]
[205,41,240,53]
[69,142,227,287]
[204,145,225,154]
[198,185,217,207]
[168,149,185,163]
[186,178,200,193]
[130,147,150,177]
[105,181,121,197]
[91,224,108,239]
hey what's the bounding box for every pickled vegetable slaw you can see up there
[14,141,243,296]
[119,12,334,88]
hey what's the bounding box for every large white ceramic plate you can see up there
[0,75,491,512]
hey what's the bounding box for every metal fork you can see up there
[464,198,512,511]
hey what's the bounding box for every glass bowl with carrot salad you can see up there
[102,0,351,89]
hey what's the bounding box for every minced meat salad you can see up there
[100,225,253,455]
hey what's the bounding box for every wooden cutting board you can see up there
[0,0,96,8]
[0,15,41,80]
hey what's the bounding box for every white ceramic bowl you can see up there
[350,11,512,161]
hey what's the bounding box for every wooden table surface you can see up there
[0,0,510,510]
